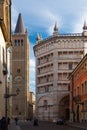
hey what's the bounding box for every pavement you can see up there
[67,122,87,129]
[8,123,21,130]
[8,121,87,130]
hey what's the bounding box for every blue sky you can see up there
[12,0,87,94]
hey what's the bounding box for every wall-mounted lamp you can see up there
[4,88,20,98]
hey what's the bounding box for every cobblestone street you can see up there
[17,121,85,130]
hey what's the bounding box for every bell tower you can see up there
[11,13,30,120]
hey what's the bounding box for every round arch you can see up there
[58,94,69,120]
[36,95,53,121]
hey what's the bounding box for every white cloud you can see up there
[12,0,87,94]
[30,80,35,93]
[30,59,35,73]
[72,10,87,33]
[12,0,87,35]
[30,58,35,93]
[11,5,18,31]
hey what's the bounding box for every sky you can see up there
[12,0,87,94]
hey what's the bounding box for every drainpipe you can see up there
[72,75,74,122]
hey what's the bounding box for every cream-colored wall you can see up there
[84,41,87,55]
[34,35,86,121]
[0,27,6,118]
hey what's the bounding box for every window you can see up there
[46,76,49,82]
[17,69,20,73]
[21,40,23,46]
[15,105,18,111]
[86,81,87,93]
[37,88,40,93]
[43,100,48,110]
[85,81,87,94]
[38,58,40,65]
[69,63,72,70]
[3,48,5,63]
[77,87,79,95]
[45,86,49,92]
[18,40,20,46]
[85,100,87,108]
[82,83,84,95]
[82,66,84,72]
[46,56,49,62]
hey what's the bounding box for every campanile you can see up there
[11,13,30,120]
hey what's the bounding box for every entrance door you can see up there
[65,108,69,120]
[59,95,69,120]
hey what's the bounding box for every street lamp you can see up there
[4,88,20,98]
[4,88,20,118]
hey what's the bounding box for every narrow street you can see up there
[18,121,85,130]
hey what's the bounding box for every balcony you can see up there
[3,63,8,75]
[73,95,81,103]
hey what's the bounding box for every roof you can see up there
[14,13,25,34]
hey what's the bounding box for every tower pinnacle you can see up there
[53,21,58,35]
[83,20,87,30]
[14,13,25,34]
[82,20,87,36]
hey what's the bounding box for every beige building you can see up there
[11,13,30,120]
[33,22,87,121]
[28,92,35,119]
[0,0,11,118]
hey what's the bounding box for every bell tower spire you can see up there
[14,13,25,34]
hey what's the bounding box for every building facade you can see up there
[11,13,30,120]
[0,0,11,118]
[33,22,87,121]
[28,92,35,120]
[69,53,87,123]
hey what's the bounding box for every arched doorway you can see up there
[36,95,53,121]
[59,95,69,120]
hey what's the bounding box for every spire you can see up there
[14,13,25,34]
[36,33,43,43]
[36,33,40,41]
[83,20,87,30]
[53,21,58,35]
[39,34,43,40]
[54,21,58,32]
[82,20,87,36]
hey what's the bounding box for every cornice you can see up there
[34,33,83,47]
[0,18,8,41]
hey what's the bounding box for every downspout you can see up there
[72,75,74,122]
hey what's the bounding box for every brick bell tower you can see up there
[11,13,30,120]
